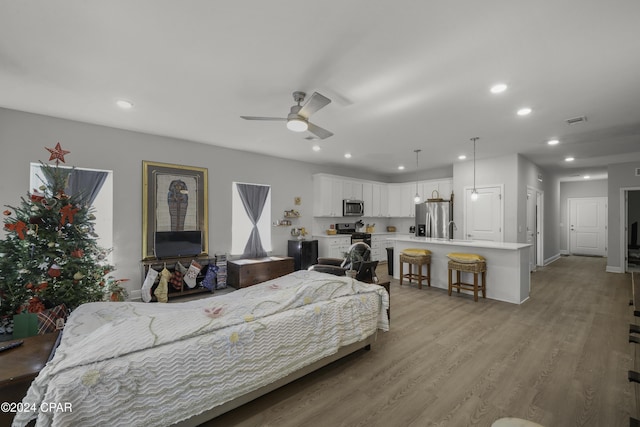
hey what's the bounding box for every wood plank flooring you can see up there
[202,256,634,427]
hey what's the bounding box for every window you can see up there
[30,163,113,262]
[231,182,271,257]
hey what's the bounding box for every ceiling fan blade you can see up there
[298,92,331,119]
[240,116,286,121]
[307,122,334,140]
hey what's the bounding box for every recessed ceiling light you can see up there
[517,107,532,116]
[398,165,405,170]
[344,153,352,159]
[490,83,508,94]
[565,157,575,162]
[458,155,467,160]
[547,139,559,145]
[116,100,133,109]
[584,175,591,179]
[312,145,320,151]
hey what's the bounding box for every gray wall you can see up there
[608,161,640,271]
[558,179,608,251]
[0,108,387,294]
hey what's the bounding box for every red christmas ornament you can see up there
[46,142,71,164]
[48,264,62,278]
[71,248,84,258]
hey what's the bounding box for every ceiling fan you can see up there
[241,91,334,140]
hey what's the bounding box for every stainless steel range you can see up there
[335,223,372,247]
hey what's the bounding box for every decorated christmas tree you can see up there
[0,143,114,317]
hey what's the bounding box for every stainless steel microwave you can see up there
[343,199,364,217]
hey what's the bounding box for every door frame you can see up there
[567,196,607,256]
[526,186,544,270]
[620,186,640,273]
[463,184,504,242]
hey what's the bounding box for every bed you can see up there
[14,270,389,426]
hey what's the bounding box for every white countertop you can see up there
[388,235,531,251]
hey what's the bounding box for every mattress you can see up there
[14,270,389,426]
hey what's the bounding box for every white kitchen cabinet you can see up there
[421,180,439,201]
[438,179,453,200]
[313,175,342,217]
[371,183,389,217]
[342,180,363,200]
[370,234,392,262]
[387,184,402,217]
[362,182,373,216]
[400,183,416,217]
[316,235,351,259]
[419,179,453,201]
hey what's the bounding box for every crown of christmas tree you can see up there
[0,143,116,316]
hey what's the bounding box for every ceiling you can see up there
[1,1,640,180]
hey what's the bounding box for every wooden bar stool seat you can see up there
[400,249,432,289]
[447,253,486,302]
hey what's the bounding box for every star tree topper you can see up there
[46,142,71,164]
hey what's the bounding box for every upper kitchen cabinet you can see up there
[437,179,453,200]
[313,174,343,217]
[363,182,389,218]
[420,178,453,201]
[372,183,388,217]
[342,180,363,200]
[388,183,414,217]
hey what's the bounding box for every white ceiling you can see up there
[2,1,640,180]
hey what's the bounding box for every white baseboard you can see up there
[544,253,562,265]
[606,265,624,273]
[560,249,570,255]
[129,289,142,301]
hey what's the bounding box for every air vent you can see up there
[565,115,587,125]
[636,167,640,176]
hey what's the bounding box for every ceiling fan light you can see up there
[286,118,308,132]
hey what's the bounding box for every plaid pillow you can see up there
[37,304,68,334]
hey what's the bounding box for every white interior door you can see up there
[464,186,503,242]
[568,197,607,256]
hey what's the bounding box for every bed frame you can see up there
[175,332,378,426]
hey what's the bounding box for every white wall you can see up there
[0,108,388,294]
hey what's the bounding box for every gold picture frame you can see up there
[142,161,208,259]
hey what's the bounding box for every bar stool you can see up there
[447,253,486,302]
[399,248,431,289]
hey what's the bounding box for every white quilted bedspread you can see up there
[14,270,389,426]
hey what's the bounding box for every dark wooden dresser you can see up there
[227,256,295,288]
[0,332,60,425]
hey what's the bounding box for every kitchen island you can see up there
[388,236,531,304]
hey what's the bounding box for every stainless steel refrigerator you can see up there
[415,200,453,238]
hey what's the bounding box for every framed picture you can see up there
[142,161,208,259]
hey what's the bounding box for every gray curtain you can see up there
[236,183,270,258]
[66,169,108,206]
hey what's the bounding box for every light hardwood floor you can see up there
[203,256,634,427]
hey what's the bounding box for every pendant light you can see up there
[470,137,479,201]
[414,149,422,203]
